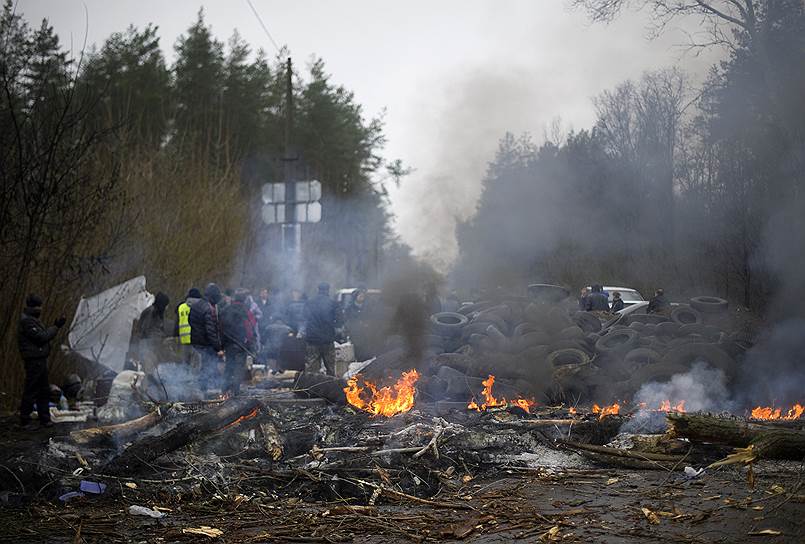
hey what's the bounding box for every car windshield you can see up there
[610,290,643,302]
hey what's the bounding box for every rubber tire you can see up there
[572,311,602,333]
[515,331,550,352]
[485,324,510,352]
[627,313,669,325]
[559,325,585,340]
[670,305,703,326]
[430,312,469,337]
[547,348,591,367]
[468,333,495,353]
[624,348,662,366]
[595,328,639,353]
[457,301,494,316]
[655,321,681,337]
[513,322,541,337]
[628,321,646,332]
[471,313,508,334]
[690,296,729,314]
[424,334,445,348]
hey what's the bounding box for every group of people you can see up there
[136,281,347,396]
[578,285,670,314]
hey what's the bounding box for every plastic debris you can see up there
[58,491,85,502]
[683,466,704,479]
[128,505,166,518]
[79,480,107,494]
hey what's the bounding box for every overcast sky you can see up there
[21,0,723,270]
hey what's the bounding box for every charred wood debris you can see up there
[5,292,804,542]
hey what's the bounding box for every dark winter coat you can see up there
[220,301,255,354]
[138,305,166,338]
[647,294,670,313]
[284,300,306,333]
[303,294,341,345]
[189,298,223,351]
[18,308,59,360]
[610,298,625,313]
[585,292,610,312]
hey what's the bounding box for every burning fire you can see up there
[343,370,420,417]
[637,400,687,413]
[592,402,621,420]
[220,406,260,431]
[750,403,804,420]
[467,375,536,413]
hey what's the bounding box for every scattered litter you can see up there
[182,527,224,537]
[641,507,660,524]
[128,505,166,518]
[79,480,107,494]
[684,466,704,479]
[58,491,84,503]
[124,482,138,489]
[606,477,619,485]
[747,529,782,536]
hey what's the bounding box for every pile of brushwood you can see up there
[352,292,753,405]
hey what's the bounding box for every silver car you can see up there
[585,286,645,308]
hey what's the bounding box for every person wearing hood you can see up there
[299,282,342,375]
[138,292,170,339]
[220,289,256,395]
[18,294,66,429]
[189,283,225,392]
[176,288,202,363]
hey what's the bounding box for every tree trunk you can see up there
[667,413,805,460]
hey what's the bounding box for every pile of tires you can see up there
[420,292,747,403]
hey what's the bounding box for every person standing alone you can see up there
[18,294,65,429]
[299,283,341,376]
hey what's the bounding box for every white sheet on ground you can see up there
[68,276,153,372]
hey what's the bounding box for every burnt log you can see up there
[667,413,805,461]
[70,410,164,447]
[104,397,263,475]
[293,372,347,405]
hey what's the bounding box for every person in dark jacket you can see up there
[578,287,589,311]
[189,283,224,392]
[300,283,342,375]
[18,294,66,428]
[220,290,255,396]
[284,289,307,333]
[138,292,169,339]
[647,288,670,314]
[610,291,625,313]
[585,285,610,312]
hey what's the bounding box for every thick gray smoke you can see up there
[622,363,734,433]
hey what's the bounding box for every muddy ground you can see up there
[0,416,802,543]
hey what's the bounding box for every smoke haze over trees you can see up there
[455,0,805,316]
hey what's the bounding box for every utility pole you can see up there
[283,57,299,251]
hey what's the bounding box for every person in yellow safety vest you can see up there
[176,288,202,360]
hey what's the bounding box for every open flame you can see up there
[750,403,804,420]
[637,400,687,413]
[592,402,621,420]
[343,369,420,417]
[220,406,260,431]
[467,375,536,413]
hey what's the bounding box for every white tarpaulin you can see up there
[68,276,153,372]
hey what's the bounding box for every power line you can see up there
[244,0,282,54]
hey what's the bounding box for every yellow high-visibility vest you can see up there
[178,302,192,345]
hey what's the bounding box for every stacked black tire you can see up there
[420,294,749,403]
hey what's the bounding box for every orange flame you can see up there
[467,375,535,413]
[343,370,420,417]
[750,403,804,420]
[657,400,686,413]
[592,402,621,420]
[220,406,260,431]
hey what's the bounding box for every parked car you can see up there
[585,286,645,308]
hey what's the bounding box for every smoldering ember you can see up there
[2,2,805,544]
